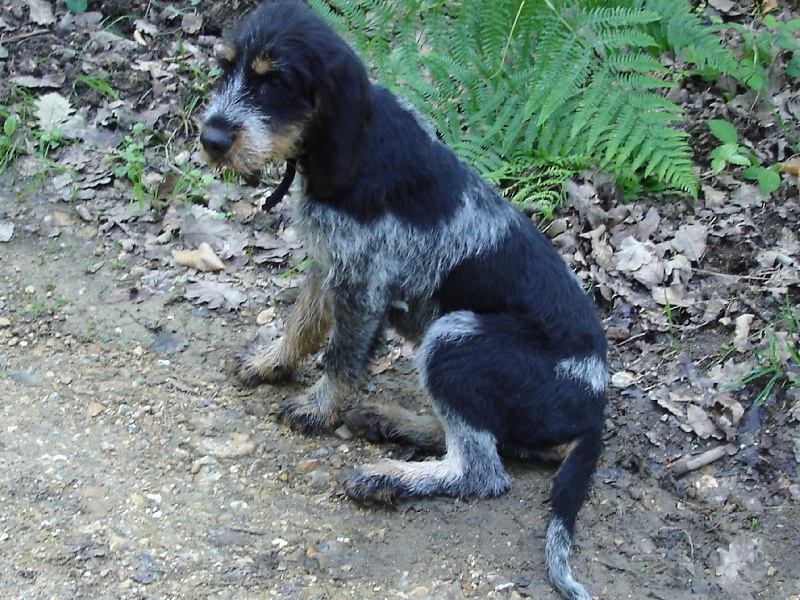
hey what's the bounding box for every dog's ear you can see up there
[305,49,373,199]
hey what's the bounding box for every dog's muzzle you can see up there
[200,125,235,161]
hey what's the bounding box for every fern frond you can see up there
[309,0,745,200]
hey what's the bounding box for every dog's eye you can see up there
[258,72,282,92]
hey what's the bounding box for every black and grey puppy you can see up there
[200,2,607,598]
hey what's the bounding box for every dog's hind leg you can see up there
[344,311,511,502]
[343,411,509,503]
[236,266,331,385]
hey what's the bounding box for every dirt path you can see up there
[1,181,797,600]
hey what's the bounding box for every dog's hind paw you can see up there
[344,403,446,454]
[343,468,408,505]
[344,405,398,444]
[235,343,293,386]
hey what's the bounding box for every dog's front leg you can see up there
[236,266,331,385]
[280,285,386,435]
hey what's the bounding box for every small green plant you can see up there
[175,38,220,123]
[707,119,781,195]
[170,165,215,203]
[113,123,149,206]
[486,156,587,215]
[74,73,119,101]
[731,302,800,407]
[662,292,682,355]
[0,112,22,173]
[725,15,800,92]
[277,257,311,279]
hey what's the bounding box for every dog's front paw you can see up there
[343,466,409,505]
[278,375,346,434]
[235,343,294,386]
[278,401,332,435]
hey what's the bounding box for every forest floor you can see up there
[0,0,798,598]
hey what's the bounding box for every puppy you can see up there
[200,2,608,598]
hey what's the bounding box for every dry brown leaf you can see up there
[636,206,661,241]
[671,224,708,262]
[633,258,665,287]
[616,236,656,272]
[181,14,203,34]
[708,0,736,12]
[185,280,247,310]
[34,92,74,133]
[27,0,56,26]
[716,536,758,594]
[256,307,276,325]
[181,207,249,259]
[733,314,754,350]
[10,74,64,89]
[761,0,778,14]
[707,358,752,388]
[172,242,225,272]
[371,354,393,375]
[686,404,718,439]
[651,284,693,307]
[657,394,684,418]
[712,393,745,441]
[779,156,800,176]
[664,254,693,284]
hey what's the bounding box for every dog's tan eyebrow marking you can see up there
[251,54,274,75]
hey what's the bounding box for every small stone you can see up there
[199,433,257,458]
[256,307,275,325]
[546,218,568,238]
[191,455,217,474]
[85,401,104,418]
[334,424,352,440]
[52,211,74,227]
[9,371,45,387]
[306,469,331,488]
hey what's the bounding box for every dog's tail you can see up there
[545,428,602,600]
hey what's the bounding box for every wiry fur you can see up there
[199,2,608,598]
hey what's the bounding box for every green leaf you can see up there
[758,169,781,195]
[63,0,88,14]
[707,119,738,145]
[787,54,800,79]
[3,115,16,137]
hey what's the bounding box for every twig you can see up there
[227,524,269,536]
[0,29,50,45]
[671,444,737,477]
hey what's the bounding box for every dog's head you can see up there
[200,0,374,198]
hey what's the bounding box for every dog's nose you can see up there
[200,126,234,159]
